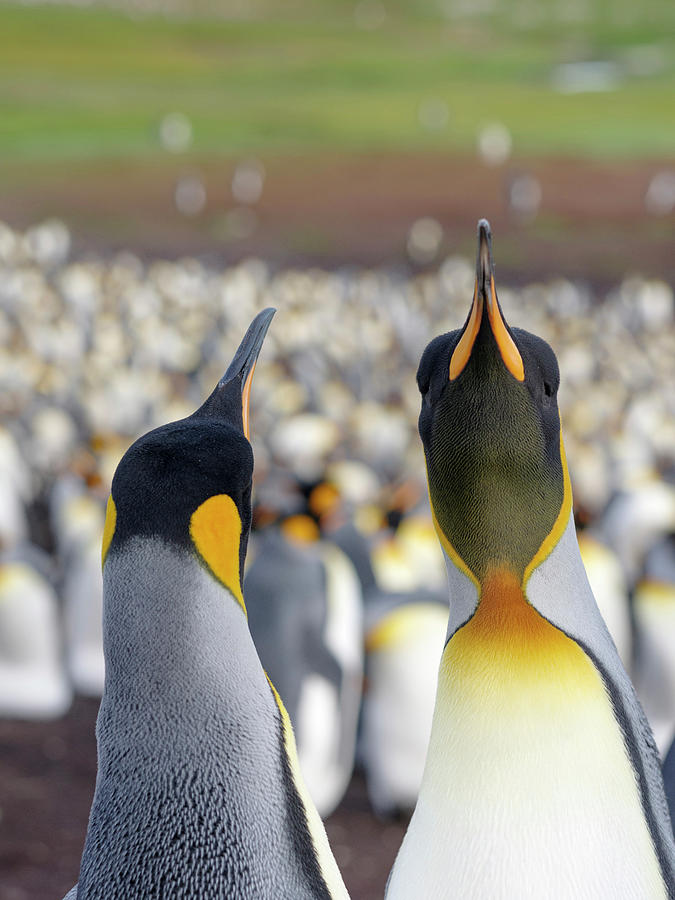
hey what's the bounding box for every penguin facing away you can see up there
[245,522,363,819]
[633,533,675,754]
[64,309,349,900]
[50,478,106,696]
[386,222,675,899]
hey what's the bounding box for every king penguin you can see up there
[633,532,675,754]
[245,515,363,819]
[361,587,448,819]
[385,221,675,899]
[63,309,350,900]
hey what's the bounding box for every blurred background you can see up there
[1,1,674,898]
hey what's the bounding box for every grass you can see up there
[0,0,674,164]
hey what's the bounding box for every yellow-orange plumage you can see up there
[190,494,245,614]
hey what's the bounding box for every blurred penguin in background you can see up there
[0,426,71,719]
[633,532,675,754]
[245,480,363,819]
[50,475,106,696]
[361,589,447,819]
[599,470,675,753]
[601,474,675,592]
[0,546,71,719]
[576,520,632,671]
[358,480,448,819]
[0,426,32,550]
[305,466,380,600]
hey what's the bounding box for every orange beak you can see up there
[241,362,256,441]
[449,220,524,382]
[218,307,275,439]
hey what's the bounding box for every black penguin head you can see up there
[102,308,275,607]
[417,220,566,583]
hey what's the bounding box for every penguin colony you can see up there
[58,221,673,898]
[0,216,674,895]
[2,219,673,742]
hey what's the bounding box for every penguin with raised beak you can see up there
[64,309,350,900]
[386,221,675,899]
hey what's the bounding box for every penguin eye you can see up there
[543,381,553,398]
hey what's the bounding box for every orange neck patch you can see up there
[461,567,555,652]
[190,494,246,614]
[444,566,597,696]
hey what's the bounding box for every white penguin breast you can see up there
[387,579,666,900]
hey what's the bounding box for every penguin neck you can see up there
[436,551,609,715]
[99,536,261,750]
[450,565,567,667]
[88,536,350,900]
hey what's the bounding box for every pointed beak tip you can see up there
[477,218,492,239]
[475,218,494,293]
[253,305,277,352]
[248,306,277,343]
[220,307,277,388]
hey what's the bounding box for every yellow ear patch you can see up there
[101,495,117,568]
[281,514,320,544]
[190,494,246,614]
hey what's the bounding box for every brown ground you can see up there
[1,153,673,285]
[0,699,406,900]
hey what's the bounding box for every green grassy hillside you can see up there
[1,1,674,162]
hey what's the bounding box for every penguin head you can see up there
[102,308,275,612]
[417,220,567,584]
